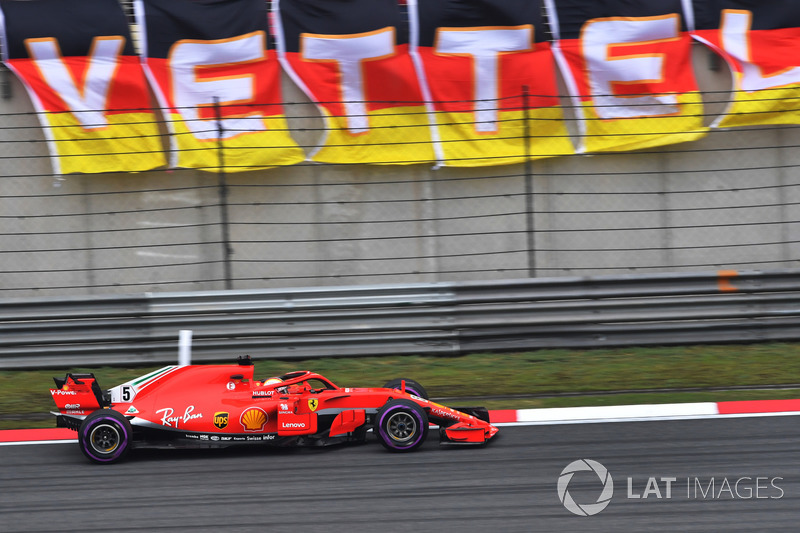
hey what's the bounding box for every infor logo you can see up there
[557,459,614,516]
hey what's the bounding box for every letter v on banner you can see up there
[687,0,800,128]
[0,0,165,174]
[25,38,122,131]
[135,0,303,172]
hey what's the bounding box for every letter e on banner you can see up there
[582,15,680,119]
[170,33,267,141]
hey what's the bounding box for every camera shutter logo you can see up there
[557,459,614,516]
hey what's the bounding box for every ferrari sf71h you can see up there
[50,356,499,463]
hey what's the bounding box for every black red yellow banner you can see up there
[2,0,800,172]
[0,0,164,174]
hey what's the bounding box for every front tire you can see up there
[78,409,131,464]
[382,378,429,400]
[375,399,428,452]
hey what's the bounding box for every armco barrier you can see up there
[1,269,799,369]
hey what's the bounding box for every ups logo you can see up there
[213,411,229,429]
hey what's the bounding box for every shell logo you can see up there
[240,407,268,432]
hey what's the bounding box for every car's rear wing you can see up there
[50,373,109,414]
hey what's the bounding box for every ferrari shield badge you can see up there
[308,398,319,412]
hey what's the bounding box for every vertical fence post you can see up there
[214,97,233,291]
[523,85,537,278]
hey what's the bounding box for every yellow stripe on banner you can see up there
[581,92,708,154]
[717,82,800,129]
[311,105,435,165]
[45,112,165,174]
[434,107,574,167]
[170,114,305,173]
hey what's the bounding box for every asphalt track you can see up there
[2,416,798,533]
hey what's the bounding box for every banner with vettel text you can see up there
[275,0,436,165]
[545,0,708,153]
[409,0,573,166]
[135,0,304,172]
[0,0,165,174]
[689,0,800,128]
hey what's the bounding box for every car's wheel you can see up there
[78,409,132,464]
[375,399,428,452]
[382,378,428,400]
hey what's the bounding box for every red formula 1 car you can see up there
[50,356,499,463]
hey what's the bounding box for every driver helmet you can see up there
[263,377,287,393]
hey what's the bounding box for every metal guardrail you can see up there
[1,269,799,369]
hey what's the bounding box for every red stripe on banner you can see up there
[0,428,75,443]
[488,409,518,423]
[717,399,800,415]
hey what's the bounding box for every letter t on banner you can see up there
[408,0,573,167]
[302,29,395,134]
[274,0,435,165]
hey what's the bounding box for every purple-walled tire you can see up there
[382,378,429,400]
[78,409,132,464]
[375,399,428,452]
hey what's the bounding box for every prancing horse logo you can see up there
[308,399,319,412]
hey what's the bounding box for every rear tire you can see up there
[375,399,428,452]
[382,378,428,400]
[78,409,131,464]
